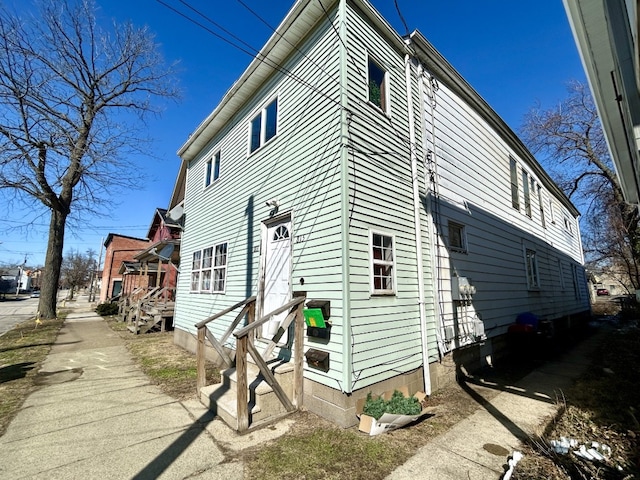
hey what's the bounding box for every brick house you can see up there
[99,234,151,302]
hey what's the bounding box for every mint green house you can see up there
[169,0,590,428]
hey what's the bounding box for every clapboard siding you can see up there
[419,68,589,352]
[342,3,432,390]
[173,0,586,399]
[175,6,347,375]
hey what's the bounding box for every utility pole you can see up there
[89,238,104,302]
[15,254,27,297]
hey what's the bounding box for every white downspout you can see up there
[338,0,353,393]
[405,52,431,395]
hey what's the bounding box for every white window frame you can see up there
[572,264,581,299]
[524,246,540,290]
[447,220,467,253]
[367,55,389,114]
[523,170,532,217]
[538,186,546,228]
[204,151,221,188]
[510,157,519,210]
[370,230,396,295]
[558,259,566,290]
[190,242,228,293]
[563,216,574,235]
[249,97,278,154]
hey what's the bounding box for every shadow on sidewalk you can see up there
[131,408,217,480]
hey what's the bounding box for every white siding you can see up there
[420,73,589,352]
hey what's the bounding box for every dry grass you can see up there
[513,321,640,480]
[104,316,219,400]
[242,370,514,480]
[6,306,636,480]
[0,315,64,436]
[102,317,517,479]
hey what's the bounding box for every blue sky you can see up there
[0,0,585,267]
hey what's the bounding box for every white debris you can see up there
[550,436,578,454]
[503,451,523,480]
[550,437,611,462]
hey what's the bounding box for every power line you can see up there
[155,0,346,110]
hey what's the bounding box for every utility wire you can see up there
[155,0,345,110]
[235,0,344,92]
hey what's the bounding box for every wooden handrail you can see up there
[195,296,257,329]
[196,294,306,432]
[233,296,305,339]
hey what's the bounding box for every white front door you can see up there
[261,217,292,343]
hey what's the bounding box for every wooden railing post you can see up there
[293,297,305,408]
[196,327,206,391]
[236,335,249,432]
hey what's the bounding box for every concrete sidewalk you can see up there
[0,301,287,480]
[386,331,603,479]
[0,297,603,479]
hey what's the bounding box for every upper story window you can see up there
[538,186,546,228]
[204,151,221,187]
[447,220,467,253]
[368,57,388,113]
[370,231,395,295]
[510,157,519,210]
[523,171,531,217]
[249,98,278,154]
[564,217,574,235]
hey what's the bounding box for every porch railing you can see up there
[195,294,306,432]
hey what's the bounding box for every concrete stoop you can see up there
[199,361,295,430]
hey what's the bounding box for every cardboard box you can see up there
[356,385,434,436]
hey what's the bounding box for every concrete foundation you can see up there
[173,310,591,428]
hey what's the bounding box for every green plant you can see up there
[95,302,119,316]
[362,390,421,420]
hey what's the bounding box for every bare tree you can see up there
[521,81,640,289]
[0,0,179,318]
[61,249,96,300]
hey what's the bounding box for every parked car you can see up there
[30,290,40,298]
[596,288,609,296]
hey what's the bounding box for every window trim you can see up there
[538,186,546,228]
[523,170,532,217]
[204,151,221,188]
[447,220,467,253]
[510,157,520,210]
[369,230,396,295]
[248,97,278,154]
[367,55,389,114]
[523,244,540,290]
[190,241,229,293]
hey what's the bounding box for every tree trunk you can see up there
[38,209,67,319]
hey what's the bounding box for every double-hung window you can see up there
[212,243,228,292]
[523,171,531,217]
[538,186,546,228]
[371,231,395,294]
[510,157,519,210]
[190,242,228,293]
[204,151,221,187]
[249,98,278,153]
[191,250,202,291]
[368,57,388,112]
[525,248,539,289]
